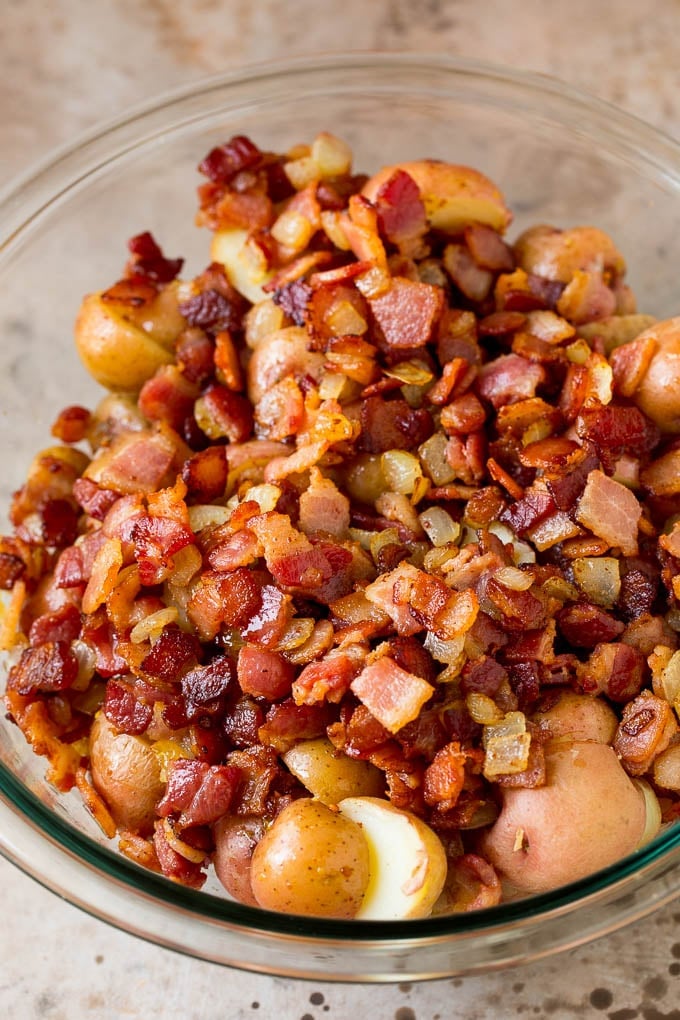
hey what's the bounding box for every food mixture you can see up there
[1,132,680,920]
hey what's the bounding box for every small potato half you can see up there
[631,316,680,434]
[250,798,370,919]
[89,713,164,835]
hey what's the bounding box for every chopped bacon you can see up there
[7,641,79,696]
[72,478,119,521]
[465,224,514,272]
[373,169,427,246]
[87,430,177,495]
[126,231,183,283]
[298,468,350,538]
[51,405,91,444]
[130,514,193,585]
[196,384,253,443]
[208,529,261,571]
[478,353,546,409]
[29,604,81,647]
[369,277,445,349]
[423,742,467,808]
[187,568,261,640]
[351,655,434,735]
[500,484,556,536]
[180,655,235,722]
[359,396,433,454]
[158,758,240,827]
[292,645,364,706]
[557,602,625,648]
[198,135,262,183]
[575,469,641,556]
[579,642,646,702]
[138,366,198,432]
[141,624,201,683]
[153,821,206,889]
[103,677,153,734]
[258,699,334,752]
[237,646,295,701]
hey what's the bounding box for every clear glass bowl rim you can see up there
[1,51,680,977]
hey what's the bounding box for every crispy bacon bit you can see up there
[369,277,445,349]
[614,691,678,776]
[575,470,641,556]
[127,231,183,283]
[258,699,333,753]
[158,758,240,826]
[374,170,427,246]
[272,279,313,326]
[423,742,467,808]
[557,602,625,648]
[478,354,546,409]
[360,396,433,453]
[195,384,253,443]
[238,646,294,700]
[198,135,262,183]
[7,641,79,696]
[141,624,201,683]
[351,656,434,735]
[51,405,91,444]
[579,642,646,702]
[153,821,206,888]
[104,678,153,735]
[292,646,364,706]
[29,604,81,647]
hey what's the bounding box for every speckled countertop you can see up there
[2,2,680,1018]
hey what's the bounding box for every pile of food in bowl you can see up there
[1,130,679,922]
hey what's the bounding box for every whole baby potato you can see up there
[89,713,164,835]
[213,815,265,907]
[480,741,649,895]
[250,798,370,918]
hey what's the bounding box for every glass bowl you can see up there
[1,53,680,982]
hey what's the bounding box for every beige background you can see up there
[1,1,680,1017]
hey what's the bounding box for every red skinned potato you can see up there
[532,690,618,745]
[213,814,265,907]
[89,713,164,835]
[479,741,651,896]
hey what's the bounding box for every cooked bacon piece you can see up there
[579,642,646,702]
[576,405,659,464]
[181,445,228,502]
[130,514,193,585]
[72,478,119,521]
[575,469,641,556]
[198,135,262,183]
[126,231,184,283]
[175,329,215,385]
[557,602,625,648]
[29,604,81,647]
[465,224,514,272]
[7,641,79,696]
[373,169,427,246]
[292,645,365,706]
[614,690,678,776]
[444,243,493,302]
[544,449,599,511]
[104,677,153,735]
[138,366,199,432]
[641,448,680,497]
[141,624,201,684]
[208,529,261,571]
[180,655,235,721]
[237,646,295,701]
[477,353,545,410]
[369,277,445,349]
[298,467,350,538]
[219,694,265,748]
[423,741,467,808]
[500,484,556,536]
[195,384,253,443]
[350,655,434,735]
[4,689,82,791]
[153,821,206,889]
[51,405,91,444]
[187,568,261,641]
[258,699,334,753]
[440,393,487,435]
[247,511,335,592]
[610,336,658,398]
[461,655,508,697]
[158,758,240,827]
[360,395,433,453]
[86,430,178,495]
[485,577,547,632]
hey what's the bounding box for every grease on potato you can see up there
[89,713,164,834]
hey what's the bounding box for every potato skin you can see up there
[250,798,370,918]
[89,713,164,835]
[213,815,265,906]
[479,741,646,895]
[532,690,618,745]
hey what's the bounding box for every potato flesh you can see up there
[249,798,370,919]
[532,690,618,745]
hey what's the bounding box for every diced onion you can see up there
[466,692,504,725]
[130,607,179,645]
[188,504,231,531]
[424,631,465,667]
[494,566,534,592]
[319,372,349,401]
[526,310,575,344]
[572,556,621,608]
[369,527,403,564]
[271,208,315,251]
[419,432,457,486]
[311,132,352,176]
[419,507,461,547]
[381,450,423,495]
[384,361,434,387]
[283,155,318,189]
[565,338,592,364]
[243,483,281,513]
[244,300,285,349]
[325,300,368,336]
[275,617,316,651]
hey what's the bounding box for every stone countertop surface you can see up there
[1,1,680,1017]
